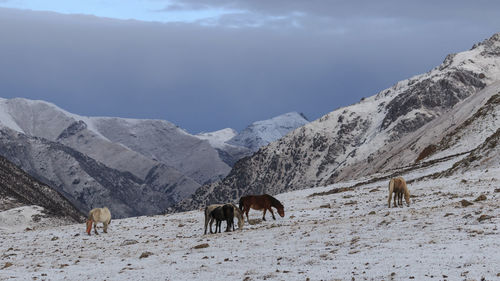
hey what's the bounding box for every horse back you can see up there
[89,207,111,223]
[391,177,407,193]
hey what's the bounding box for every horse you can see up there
[239,194,284,222]
[204,203,244,235]
[388,177,410,208]
[86,207,111,235]
[208,204,234,233]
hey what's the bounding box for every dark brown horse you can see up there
[239,194,285,222]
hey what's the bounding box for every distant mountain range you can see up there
[173,32,500,212]
[0,98,309,218]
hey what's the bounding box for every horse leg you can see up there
[103,222,108,233]
[388,191,392,208]
[245,209,250,222]
[209,218,214,234]
[262,208,267,221]
[204,214,209,235]
[398,192,402,207]
[269,207,276,220]
[94,222,99,235]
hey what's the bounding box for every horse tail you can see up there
[388,178,395,208]
[239,197,244,211]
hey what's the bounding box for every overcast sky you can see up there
[0,1,499,133]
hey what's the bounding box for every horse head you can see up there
[404,192,411,207]
[277,206,285,217]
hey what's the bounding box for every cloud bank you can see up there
[0,4,499,132]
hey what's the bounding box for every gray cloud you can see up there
[0,7,499,133]
[163,0,500,28]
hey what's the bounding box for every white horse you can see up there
[86,207,111,235]
[388,177,410,208]
[204,203,244,234]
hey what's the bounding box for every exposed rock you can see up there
[193,243,209,249]
[474,194,487,202]
[120,240,139,246]
[460,200,473,207]
[477,215,493,222]
[139,252,153,259]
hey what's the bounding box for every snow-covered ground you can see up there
[1,168,499,280]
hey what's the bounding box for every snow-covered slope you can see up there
[195,128,253,167]
[1,165,498,280]
[0,153,84,224]
[89,117,232,185]
[0,127,200,218]
[175,32,500,212]
[0,98,231,186]
[227,112,310,152]
[196,128,238,149]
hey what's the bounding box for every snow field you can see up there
[1,167,499,280]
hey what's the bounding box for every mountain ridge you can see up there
[173,32,500,212]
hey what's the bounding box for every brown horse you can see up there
[388,177,410,208]
[239,194,284,222]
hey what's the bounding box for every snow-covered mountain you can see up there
[227,112,309,152]
[195,128,253,167]
[194,112,310,167]
[0,99,227,217]
[0,98,232,185]
[0,96,312,217]
[175,32,500,212]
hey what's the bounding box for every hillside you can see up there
[0,166,498,280]
[174,32,500,212]
[0,154,84,229]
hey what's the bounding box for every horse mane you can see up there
[265,194,283,209]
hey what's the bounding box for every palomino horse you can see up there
[204,203,244,235]
[208,204,234,233]
[86,207,111,235]
[239,194,284,222]
[388,177,410,208]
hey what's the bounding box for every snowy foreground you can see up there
[1,169,499,281]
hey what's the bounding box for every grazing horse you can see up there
[204,203,244,235]
[208,204,234,233]
[86,207,111,235]
[239,194,285,222]
[388,177,410,208]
